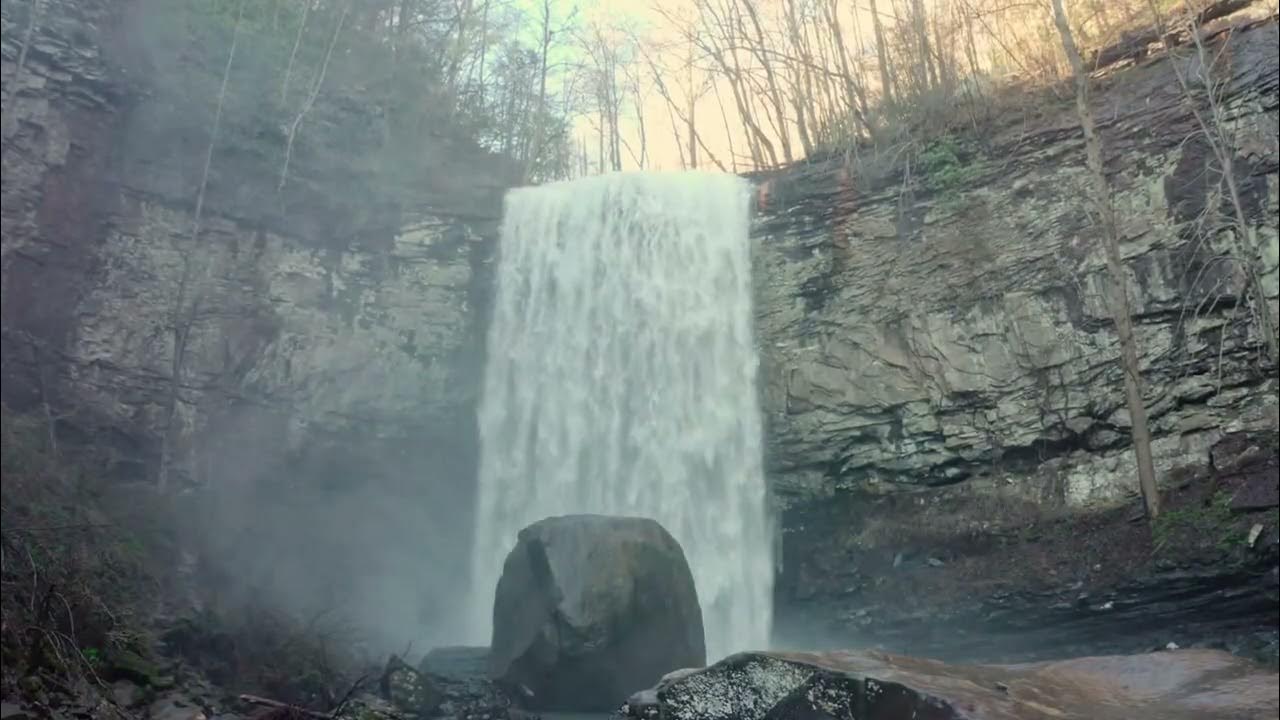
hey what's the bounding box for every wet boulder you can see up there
[380,656,443,716]
[489,514,705,712]
[625,648,1279,720]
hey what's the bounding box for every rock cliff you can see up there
[753,16,1280,662]
[752,21,1279,507]
[1,0,515,646]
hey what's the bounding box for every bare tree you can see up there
[160,0,246,492]
[622,60,649,169]
[522,0,577,179]
[280,0,313,103]
[698,0,777,166]
[736,0,795,163]
[1145,0,1279,364]
[279,3,349,194]
[1051,0,1161,520]
[578,20,629,172]
[869,0,897,108]
[634,33,726,172]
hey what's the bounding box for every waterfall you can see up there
[468,171,773,660]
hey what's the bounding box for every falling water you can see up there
[468,171,773,660]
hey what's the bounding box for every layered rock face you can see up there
[752,23,1279,505]
[754,18,1280,662]
[1,0,515,645]
[489,515,705,712]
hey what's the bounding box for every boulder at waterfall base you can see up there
[623,648,1280,719]
[488,515,705,711]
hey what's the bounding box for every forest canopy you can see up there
[190,0,1233,181]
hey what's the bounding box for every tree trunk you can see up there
[687,42,698,169]
[279,5,348,194]
[711,80,740,172]
[525,0,552,181]
[783,0,815,156]
[912,0,938,90]
[825,0,870,140]
[738,0,794,163]
[1051,0,1161,521]
[281,0,312,103]
[869,0,896,108]
[697,0,775,166]
[162,0,246,491]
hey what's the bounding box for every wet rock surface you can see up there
[489,515,705,712]
[625,648,1280,720]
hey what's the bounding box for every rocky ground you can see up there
[0,407,521,720]
[775,429,1280,666]
[621,647,1279,719]
[0,644,522,720]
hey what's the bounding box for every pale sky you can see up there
[509,0,1094,174]
[507,0,1164,175]
[510,0,758,173]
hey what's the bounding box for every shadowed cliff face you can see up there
[751,23,1279,506]
[1,0,516,649]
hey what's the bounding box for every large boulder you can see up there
[623,648,1280,720]
[489,514,705,711]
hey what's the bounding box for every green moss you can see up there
[105,648,174,687]
[917,136,982,210]
[1152,491,1245,555]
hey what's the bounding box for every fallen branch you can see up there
[238,695,335,720]
[328,674,368,717]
